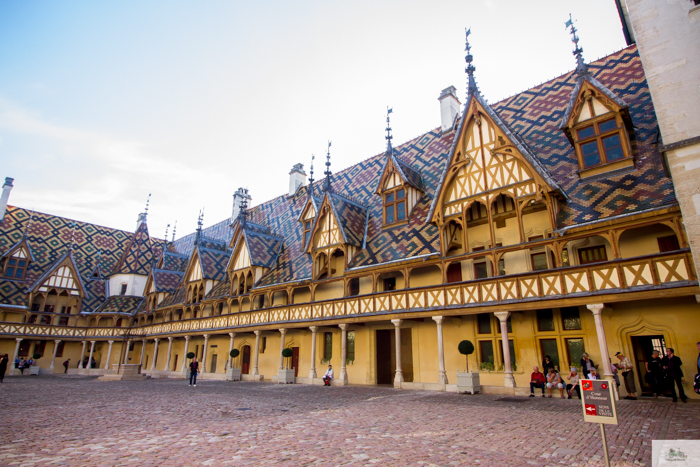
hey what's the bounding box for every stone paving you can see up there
[0,376,698,466]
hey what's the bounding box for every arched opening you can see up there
[522,199,551,240]
[115,318,123,327]
[192,306,200,319]
[444,219,465,256]
[245,271,254,292]
[291,286,311,304]
[377,271,405,292]
[240,297,251,312]
[491,193,519,246]
[241,345,251,374]
[445,260,465,283]
[619,223,680,258]
[329,249,345,278]
[408,265,442,288]
[216,302,225,315]
[315,280,344,301]
[563,235,614,267]
[314,252,329,280]
[252,294,267,310]
[271,290,288,306]
[466,201,490,250]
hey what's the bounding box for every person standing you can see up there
[63,359,70,374]
[189,357,199,387]
[580,353,595,376]
[0,355,8,383]
[645,350,663,397]
[542,356,555,375]
[323,364,334,386]
[662,348,687,403]
[615,351,637,400]
[18,358,26,375]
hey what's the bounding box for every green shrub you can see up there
[458,340,475,372]
[186,352,195,359]
[32,353,41,361]
[479,361,495,371]
[282,348,293,358]
[230,349,240,358]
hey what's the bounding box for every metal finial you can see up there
[323,141,332,193]
[144,193,151,222]
[309,154,315,187]
[465,28,478,97]
[385,107,393,154]
[566,14,588,77]
[239,198,248,228]
[164,223,170,242]
[24,209,35,238]
[68,222,77,251]
[172,221,177,242]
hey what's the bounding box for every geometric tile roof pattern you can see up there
[206,274,231,301]
[242,228,283,269]
[93,295,144,315]
[152,269,184,293]
[82,279,107,313]
[197,246,230,281]
[0,280,27,308]
[111,222,160,276]
[327,192,369,248]
[158,283,187,309]
[161,251,189,273]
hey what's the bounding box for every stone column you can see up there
[252,331,261,377]
[165,337,174,372]
[181,336,190,371]
[494,312,515,388]
[104,341,114,369]
[391,320,404,386]
[309,326,318,379]
[432,316,448,385]
[139,339,146,365]
[49,340,61,370]
[201,334,209,373]
[339,324,349,385]
[123,340,130,365]
[78,341,87,369]
[11,338,23,371]
[87,341,96,369]
[587,304,614,379]
[278,329,287,369]
[150,338,159,370]
[227,333,236,369]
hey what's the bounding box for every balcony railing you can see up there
[0,250,696,340]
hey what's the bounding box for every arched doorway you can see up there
[241,345,251,374]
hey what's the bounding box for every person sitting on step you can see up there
[529,366,546,397]
[323,364,333,386]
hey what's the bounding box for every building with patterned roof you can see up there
[0,24,698,399]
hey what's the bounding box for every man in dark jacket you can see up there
[662,348,687,403]
[0,355,8,383]
[189,357,199,387]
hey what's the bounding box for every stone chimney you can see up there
[136,212,147,231]
[439,86,461,133]
[0,177,14,221]
[288,163,307,197]
[231,187,252,222]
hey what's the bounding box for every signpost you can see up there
[580,379,618,467]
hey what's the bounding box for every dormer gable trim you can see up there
[374,152,425,195]
[2,237,36,263]
[183,249,203,283]
[27,251,86,297]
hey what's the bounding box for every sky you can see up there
[0,1,628,239]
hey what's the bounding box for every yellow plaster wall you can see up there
[619,224,675,258]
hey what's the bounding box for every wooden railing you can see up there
[1,250,696,340]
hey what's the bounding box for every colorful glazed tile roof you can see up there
[158,283,187,309]
[83,279,106,313]
[152,269,184,293]
[26,251,86,295]
[328,192,369,248]
[0,280,27,308]
[2,236,36,262]
[206,275,231,300]
[161,251,188,272]
[244,230,283,269]
[197,246,230,281]
[93,295,144,314]
[111,222,161,276]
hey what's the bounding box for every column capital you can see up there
[202,333,209,339]
[168,336,173,342]
[390,319,402,327]
[493,311,510,322]
[54,339,62,344]
[15,337,23,342]
[279,328,287,335]
[432,316,444,325]
[228,332,236,338]
[153,337,160,343]
[90,340,96,344]
[338,324,349,331]
[309,326,318,333]
[254,330,261,336]
[142,339,147,343]
[184,336,190,341]
[107,340,114,344]
[586,303,606,315]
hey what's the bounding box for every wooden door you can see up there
[210,354,218,373]
[446,263,462,283]
[172,355,178,372]
[376,330,393,384]
[291,347,299,377]
[242,345,251,374]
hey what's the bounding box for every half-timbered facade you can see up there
[0,40,698,398]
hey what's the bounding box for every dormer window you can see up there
[5,256,27,279]
[384,188,406,225]
[303,220,313,247]
[576,117,626,169]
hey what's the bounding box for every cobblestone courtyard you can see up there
[0,376,698,466]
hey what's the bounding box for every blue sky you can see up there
[0,1,628,237]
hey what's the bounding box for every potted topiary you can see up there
[183,351,195,378]
[278,348,295,384]
[30,353,41,376]
[226,349,241,381]
[456,340,480,394]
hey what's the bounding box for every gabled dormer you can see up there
[297,184,321,250]
[1,237,35,280]
[26,251,85,315]
[305,191,368,280]
[107,215,158,297]
[182,245,229,304]
[227,216,283,296]
[560,76,634,179]
[144,268,184,310]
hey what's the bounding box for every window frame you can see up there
[323,332,333,362]
[577,245,608,265]
[383,186,407,226]
[573,114,631,171]
[303,220,313,248]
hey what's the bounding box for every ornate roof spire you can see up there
[323,141,332,193]
[23,209,35,239]
[68,222,77,251]
[172,221,177,242]
[465,28,478,97]
[385,107,394,155]
[164,223,170,243]
[144,193,151,223]
[566,14,589,77]
[308,154,315,194]
[239,197,248,228]
[195,209,203,244]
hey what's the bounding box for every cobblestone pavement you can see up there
[0,376,698,466]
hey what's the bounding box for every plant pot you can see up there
[456,370,480,394]
[29,365,41,376]
[183,368,190,379]
[226,367,241,382]
[278,368,295,384]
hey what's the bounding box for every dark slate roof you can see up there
[171,218,233,257]
[153,269,184,293]
[161,251,188,272]
[93,295,143,314]
[197,246,230,281]
[158,283,186,309]
[82,279,106,313]
[490,45,676,226]
[111,222,161,276]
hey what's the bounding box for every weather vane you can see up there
[566,14,588,77]
[386,107,393,153]
[465,28,478,96]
